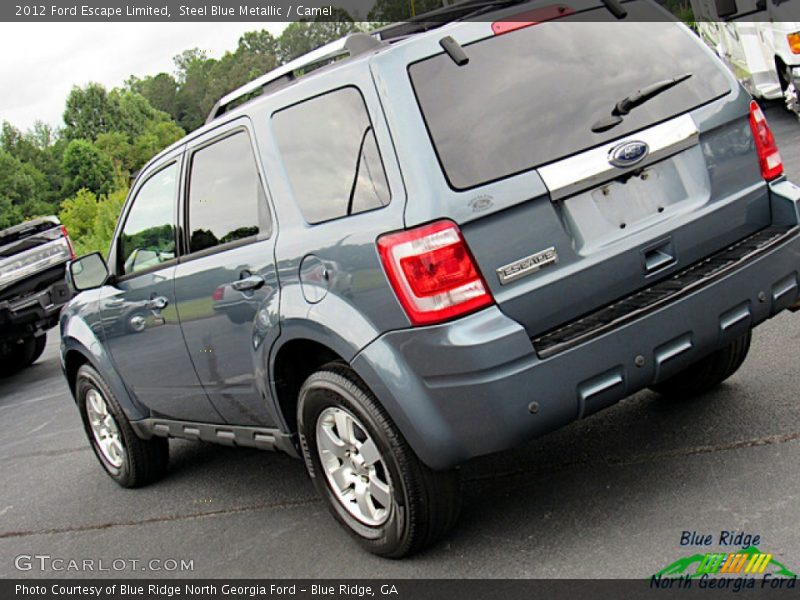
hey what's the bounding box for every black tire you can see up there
[650,331,752,398]
[298,364,460,558]
[0,335,47,377]
[76,364,168,488]
[29,334,46,364]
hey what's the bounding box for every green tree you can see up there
[59,187,127,257]
[127,72,179,119]
[91,187,127,256]
[1,121,64,210]
[0,149,51,218]
[0,196,23,229]
[173,49,215,132]
[113,89,173,139]
[61,139,115,197]
[58,188,99,246]
[63,83,121,141]
[95,131,135,178]
[130,120,184,170]
[238,30,280,57]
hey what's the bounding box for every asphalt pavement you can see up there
[0,105,798,579]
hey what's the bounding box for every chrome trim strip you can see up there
[538,114,699,201]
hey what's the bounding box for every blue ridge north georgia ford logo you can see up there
[608,140,649,168]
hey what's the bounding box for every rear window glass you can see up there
[272,87,390,224]
[408,12,730,190]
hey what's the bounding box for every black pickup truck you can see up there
[0,216,73,376]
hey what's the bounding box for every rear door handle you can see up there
[231,274,265,292]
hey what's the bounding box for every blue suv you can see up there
[62,1,800,557]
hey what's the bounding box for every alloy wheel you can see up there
[85,388,125,468]
[315,406,393,526]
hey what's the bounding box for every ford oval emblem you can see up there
[608,140,649,168]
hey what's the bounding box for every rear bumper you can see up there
[352,180,800,470]
[0,280,72,342]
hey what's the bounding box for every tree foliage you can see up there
[61,139,116,197]
[59,188,127,257]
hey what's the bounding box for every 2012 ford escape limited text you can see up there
[60,0,800,557]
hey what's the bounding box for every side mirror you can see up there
[715,0,739,18]
[68,252,109,291]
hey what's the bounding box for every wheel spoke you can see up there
[318,425,347,459]
[358,438,381,467]
[368,475,391,508]
[333,410,355,445]
[354,480,373,518]
[87,391,106,416]
[329,464,352,492]
[103,414,118,433]
[108,438,124,462]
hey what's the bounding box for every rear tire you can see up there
[298,364,460,558]
[0,335,47,377]
[650,331,752,398]
[76,364,168,488]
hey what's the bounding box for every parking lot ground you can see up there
[0,105,798,579]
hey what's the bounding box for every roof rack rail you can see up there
[205,33,384,124]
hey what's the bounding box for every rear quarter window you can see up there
[271,86,390,224]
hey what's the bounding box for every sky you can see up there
[0,22,288,132]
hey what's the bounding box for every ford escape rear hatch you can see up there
[408,7,771,342]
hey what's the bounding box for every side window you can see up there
[119,164,178,276]
[272,87,390,224]
[187,131,268,254]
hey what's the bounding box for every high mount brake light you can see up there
[377,220,493,326]
[491,4,575,36]
[748,101,783,182]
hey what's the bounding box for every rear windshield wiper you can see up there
[591,73,693,133]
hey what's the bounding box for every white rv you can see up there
[692,0,800,114]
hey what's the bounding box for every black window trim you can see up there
[114,158,181,282]
[179,125,273,264]
[270,84,392,227]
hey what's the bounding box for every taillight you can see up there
[788,32,800,54]
[492,4,575,36]
[212,286,225,302]
[377,220,493,326]
[60,225,75,259]
[748,100,783,182]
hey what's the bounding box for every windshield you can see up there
[408,9,731,190]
